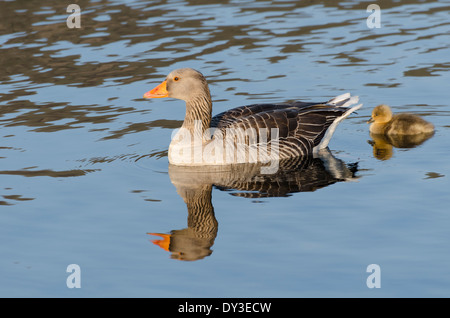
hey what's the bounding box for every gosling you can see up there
[368,104,435,135]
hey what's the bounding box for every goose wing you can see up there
[210,103,350,156]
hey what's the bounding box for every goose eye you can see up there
[173,76,180,82]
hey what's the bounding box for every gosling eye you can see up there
[173,76,180,82]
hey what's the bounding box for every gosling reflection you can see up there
[368,131,434,160]
[149,148,358,261]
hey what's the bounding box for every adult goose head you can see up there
[144,68,212,134]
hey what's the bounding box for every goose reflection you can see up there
[368,131,434,161]
[149,148,358,261]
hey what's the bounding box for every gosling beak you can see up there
[143,80,169,98]
[367,117,374,124]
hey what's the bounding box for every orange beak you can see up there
[148,233,171,251]
[143,80,169,98]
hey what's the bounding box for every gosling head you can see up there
[143,68,210,102]
[368,104,393,124]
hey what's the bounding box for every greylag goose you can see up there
[144,68,362,166]
[368,104,435,135]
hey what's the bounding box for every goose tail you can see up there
[315,93,362,151]
[326,93,360,108]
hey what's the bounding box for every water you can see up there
[0,0,449,297]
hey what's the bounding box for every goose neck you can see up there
[182,95,213,136]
